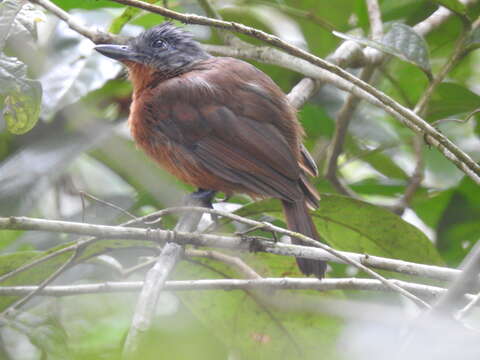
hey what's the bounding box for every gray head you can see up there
[95,23,210,74]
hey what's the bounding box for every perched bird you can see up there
[95,23,326,278]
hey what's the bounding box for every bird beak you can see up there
[95,44,142,63]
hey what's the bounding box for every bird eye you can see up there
[152,39,167,49]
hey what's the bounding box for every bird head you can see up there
[95,22,210,74]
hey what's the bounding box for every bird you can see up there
[95,22,326,278]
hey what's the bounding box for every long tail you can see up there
[282,199,326,278]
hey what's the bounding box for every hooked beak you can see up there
[95,44,143,63]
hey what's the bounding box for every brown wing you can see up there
[135,57,315,203]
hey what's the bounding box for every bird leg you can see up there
[189,188,217,209]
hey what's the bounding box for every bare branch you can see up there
[187,249,262,279]
[324,65,376,197]
[0,278,472,303]
[122,243,182,359]
[30,0,121,43]
[0,214,460,282]
[122,191,208,358]
[435,241,480,315]
[0,213,432,308]
[2,245,82,316]
[366,0,383,40]
[413,0,476,36]
[392,135,424,215]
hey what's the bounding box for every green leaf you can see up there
[175,258,342,360]
[426,82,480,121]
[346,139,408,180]
[237,195,443,266]
[436,177,480,265]
[431,0,467,16]
[49,0,123,10]
[0,1,42,134]
[413,189,454,229]
[0,54,42,134]
[334,23,432,78]
[108,0,161,34]
[109,6,142,34]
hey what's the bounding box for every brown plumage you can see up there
[95,23,326,278]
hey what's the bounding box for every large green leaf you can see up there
[236,195,443,266]
[174,256,342,360]
[426,82,480,121]
[436,177,480,265]
[345,139,408,180]
[334,23,432,78]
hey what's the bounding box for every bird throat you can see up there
[125,62,162,97]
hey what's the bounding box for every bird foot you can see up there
[188,188,216,208]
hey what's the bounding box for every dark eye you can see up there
[152,39,167,48]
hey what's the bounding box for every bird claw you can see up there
[247,237,266,253]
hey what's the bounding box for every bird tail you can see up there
[282,199,326,278]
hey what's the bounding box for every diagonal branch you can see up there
[122,191,208,359]
[324,65,377,197]
[1,244,83,317]
[122,242,182,359]
[434,241,480,315]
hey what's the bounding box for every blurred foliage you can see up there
[0,0,479,359]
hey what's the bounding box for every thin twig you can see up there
[0,278,470,303]
[121,248,262,279]
[392,135,424,215]
[414,30,471,116]
[324,65,377,197]
[78,191,140,222]
[432,108,480,127]
[2,244,83,316]
[30,0,121,43]
[392,27,473,213]
[187,249,262,279]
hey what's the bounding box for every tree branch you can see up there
[122,191,208,359]
[122,243,181,359]
[0,214,459,292]
[435,241,480,315]
[324,65,377,197]
[0,278,473,303]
